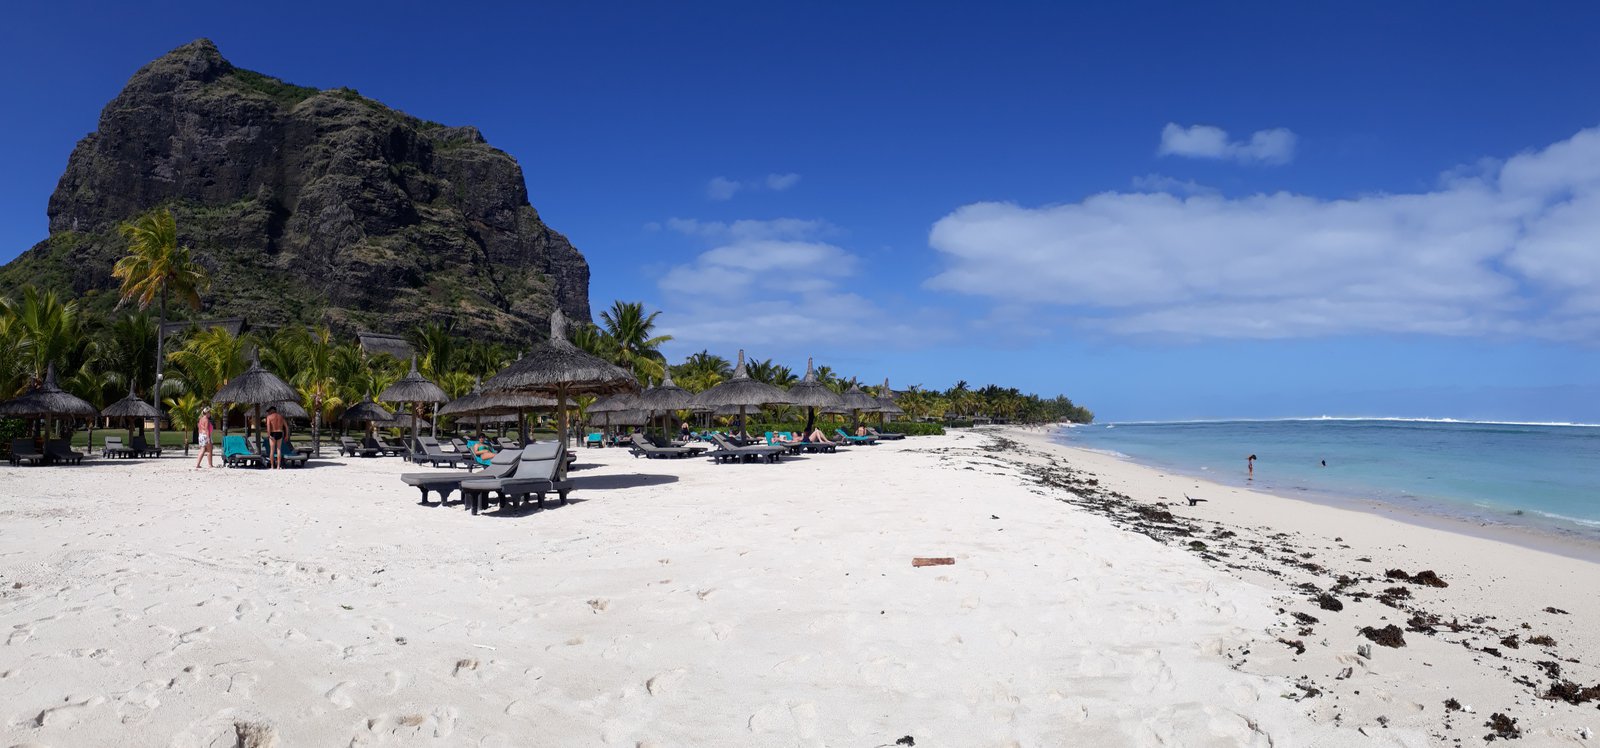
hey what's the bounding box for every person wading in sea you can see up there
[1247,454,1257,479]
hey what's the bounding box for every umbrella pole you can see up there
[518,409,526,445]
[431,403,438,439]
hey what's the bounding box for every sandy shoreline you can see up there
[1,430,1596,746]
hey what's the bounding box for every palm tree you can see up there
[672,350,731,392]
[407,321,457,381]
[104,312,158,396]
[289,326,341,455]
[166,327,247,431]
[599,301,671,381]
[2,285,83,387]
[0,309,28,397]
[113,208,210,451]
[164,392,204,456]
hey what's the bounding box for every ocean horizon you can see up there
[1052,417,1600,542]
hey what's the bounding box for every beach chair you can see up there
[401,446,521,505]
[460,441,574,515]
[279,441,310,468]
[381,437,412,456]
[463,439,497,467]
[585,432,603,448]
[341,436,379,457]
[835,428,878,446]
[102,436,135,458]
[709,434,786,464]
[222,435,265,468]
[130,434,163,457]
[363,435,405,457]
[628,433,695,459]
[409,437,470,469]
[8,439,45,466]
[45,439,84,465]
[867,427,905,440]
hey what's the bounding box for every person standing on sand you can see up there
[264,406,288,470]
[1247,454,1256,479]
[195,407,216,469]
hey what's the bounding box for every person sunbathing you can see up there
[803,427,835,444]
[469,439,498,463]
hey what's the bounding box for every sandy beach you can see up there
[2,429,1596,746]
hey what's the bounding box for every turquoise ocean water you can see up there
[1053,419,1600,541]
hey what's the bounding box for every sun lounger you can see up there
[102,436,135,458]
[339,436,371,457]
[709,434,786,464]
[867,427,905,440]
[585,433,603,448]
[460,441,574,515]
[628,433,697,459]
[381,437,412,456]
[279,441,309,468]
[8,439,45,466]
[222,435,265,468]
[835,428,878,445]
[409,436,470,468]
[129,435,163,457]
[402,447,521,505]
[363,435,405,456]
[44,439,84,465]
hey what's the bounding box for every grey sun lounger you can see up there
[402,447,521,505]
[409,437,470,469]
[45,439,85,465]
[866,427,905,440]
[709,434,786,464]
[341,436,379,457]
[130,435,163,457]
[102,436,135,458]
[364,435,405,456]
[629,434,696,459]
[9,439,45,466]
[460,442,574,515]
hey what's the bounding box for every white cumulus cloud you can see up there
[704,173,803,201]
[926,125,1600,341]
[1158,123,1297,165]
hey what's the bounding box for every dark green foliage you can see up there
[227,68,318,106]
[741,420,945,437]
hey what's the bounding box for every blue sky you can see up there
[4,1,1600,421]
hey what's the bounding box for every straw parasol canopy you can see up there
[587,391,638,414]
[100,382,163,444]
[872,377,905,430]
[269,400,309,420]
[378,356,450,445]
[836,382,880,426]
[341,397,394,425]
[606,409,650,427]
[637,369,698,436]
[481,310,638,450]
[212,357,300,442]
[693,350,794,434]
[785,357,844,435]
[0,363,99,420]
[100,383,160,420]
[374,414,432,431]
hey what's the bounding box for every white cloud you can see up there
[926,124,1600,341]
[704,173,803,200]
[1158,123,1297,165]
[653,217,934,349]
[766,172,801,191]
[706,176,742,201]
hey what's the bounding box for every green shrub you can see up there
[0,418,24,456]
[738,420,943,437]
[944,419,975,428]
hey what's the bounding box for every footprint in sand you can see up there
[178,625,214,644]
[226,671,259,698]
[645,668,688,696]
[7,623,34,646]
[232,599,257,622]
[384,670,410,695]
[33,694,108,727]
[117,680,163,724]
[325,681,356,709]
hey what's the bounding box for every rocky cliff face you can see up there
[1,39,590,343]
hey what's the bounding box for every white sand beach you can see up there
[2,429,1596,746]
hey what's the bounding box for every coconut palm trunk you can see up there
[153,291,165,455]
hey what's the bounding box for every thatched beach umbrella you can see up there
[340,396,394,438]
[588,391,639,441]
[481,310,637,451]
[785,358,845,436]
[693,350,794,436]
[837,383,880,427]
[378,357,449,449]
[269,400,309,421]
[213,358,300,445]
[0,364,100,444]
[101,383,161,444]
[872,377,905,428]
[637,369,697,437]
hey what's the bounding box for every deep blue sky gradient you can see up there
[3,2,1600,421]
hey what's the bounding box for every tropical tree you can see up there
[113,208,210,450]
[166,327,248,432]
[103,312,158,396]
[407,321,457,381]
[599,301,671,381]
[164,391,205,456]
[671,350,731,392]
[2,285,83,386]
[289,326,342,454]
[0,309,28,397]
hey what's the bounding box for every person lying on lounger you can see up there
[469,440,498,463]
[804,428,835,444]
